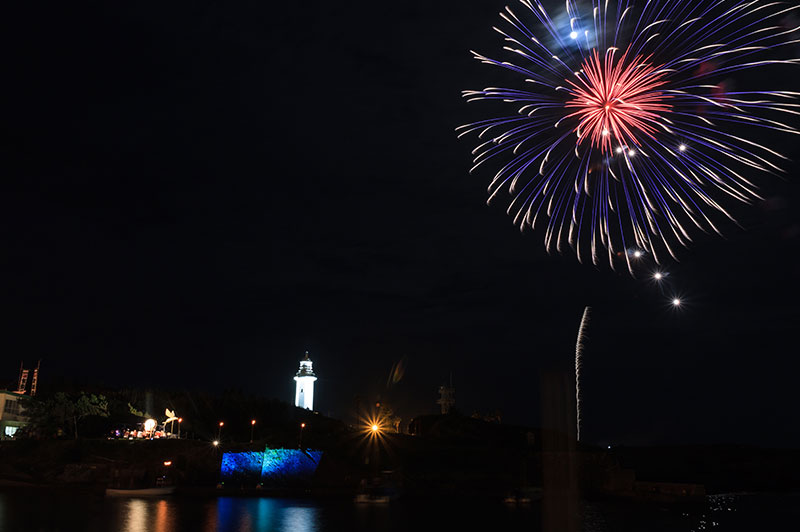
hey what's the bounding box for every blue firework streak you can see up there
[458,0,800,273]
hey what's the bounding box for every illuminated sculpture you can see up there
[294,351,317,411]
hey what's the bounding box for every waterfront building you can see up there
[0,390,29,439]
[294,351,317,411]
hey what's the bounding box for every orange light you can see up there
[251,419,256,425]
[163,461,172,467]
[371,424,379,432]
[178,418,182,423]
[300,423,306,428]
[219,421,224,427]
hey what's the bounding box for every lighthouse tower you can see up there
[294,351,317,410]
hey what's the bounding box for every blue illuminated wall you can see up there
[261,448,322,483]
[220,448,323,486]
[220,451,264,483]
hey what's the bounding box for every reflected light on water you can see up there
[213,498,318,532]
[281,506,319,532]
[2,491,799,532]
[155,500,169,532]
[256,499,274,530]
[124,499,148,532]
[121,499,176,532]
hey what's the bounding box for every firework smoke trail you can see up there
[575,306,590,442]
[459,0,800,273]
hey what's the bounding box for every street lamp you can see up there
[217,421,224,442]
[144,419,157,439]
[299,422,306,449]
[177,418,183,439]
[250,419,256,443]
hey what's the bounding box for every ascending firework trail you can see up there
[575,306,590,442]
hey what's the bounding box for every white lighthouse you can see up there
[294,351,317,411]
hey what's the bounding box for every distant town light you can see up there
[212,440,219,446]
[163,461,172,467]
[251,419,256,425]
[679,144,687,152]
[654,272,663,280]
[219,421,224,427]
[672,298,681,307]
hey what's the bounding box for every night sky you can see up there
[3,1,799,447]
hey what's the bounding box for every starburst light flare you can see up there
[458,0,800,273]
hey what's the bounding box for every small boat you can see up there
[354,493,390,504]
[106,486,176,497]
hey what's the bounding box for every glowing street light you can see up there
[672,298,681,307]
[299,422,306,449]
[217,421,224,442]
[679,144,687,152]
[177,418,183,439]
[212,440,219,447]
[654,272,663,281]
[250,419,256,443]
[365,418,384,439]
[144,418,157,439]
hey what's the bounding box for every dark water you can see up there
[0,492,797,532]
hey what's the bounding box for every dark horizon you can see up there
[3,1,799,448]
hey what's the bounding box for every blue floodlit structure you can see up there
[220,451,264,484]
[221,448,323,486]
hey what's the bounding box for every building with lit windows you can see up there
[0,390,29,439]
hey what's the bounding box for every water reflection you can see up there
[120,498,175,532]
[155,499,170,532]
[214,498,318,532]
[124,499,147,532]
[1,491,796,532]
[280,505,319,532]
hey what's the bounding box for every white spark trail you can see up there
[575,306,591,442]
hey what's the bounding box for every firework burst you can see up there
[459,0,800,272]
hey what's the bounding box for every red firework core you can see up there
[565,47,671,154]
